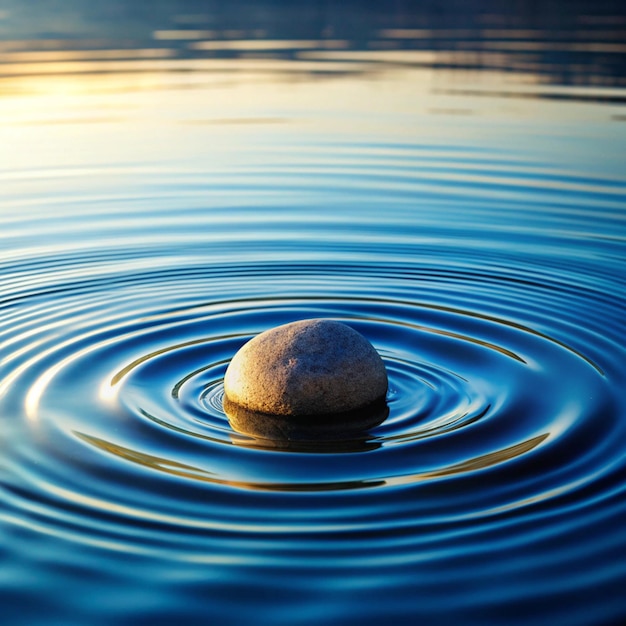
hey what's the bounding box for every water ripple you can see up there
[1,138,625,625]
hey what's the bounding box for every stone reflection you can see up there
[224,396,387,453]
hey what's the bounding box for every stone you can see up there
[223,319,388,438]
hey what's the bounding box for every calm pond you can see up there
[1,2,625,624]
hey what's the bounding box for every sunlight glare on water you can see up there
[1,1,626,625]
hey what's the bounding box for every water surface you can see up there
[1,2,626,624]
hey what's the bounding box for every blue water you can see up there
[1,2,626,624]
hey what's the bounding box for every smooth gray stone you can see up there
[223,319,388,425]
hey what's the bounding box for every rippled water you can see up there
[1,2,626,624]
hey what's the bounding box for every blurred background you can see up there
[1,0,625,89]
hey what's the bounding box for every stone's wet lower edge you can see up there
[224,395,389,441]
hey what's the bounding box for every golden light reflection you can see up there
[0,340,46,400]
[98,378,119,404]
[0,58,195,76]
[75,432,381,491]
[189,39,349,51]
[19,332,133,423]
[475,40,626,53]
[24,354,70,422]
[153,29,216,40]
[0,56,370,80]
[297,49,437,64]
[386,433,550,487]
[0,38,115,52]
[0,48,175,63]
[424,434,549,477]
[1,30,621,174]
[377,29,431,39]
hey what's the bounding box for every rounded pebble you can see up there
[223,319,388,436]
